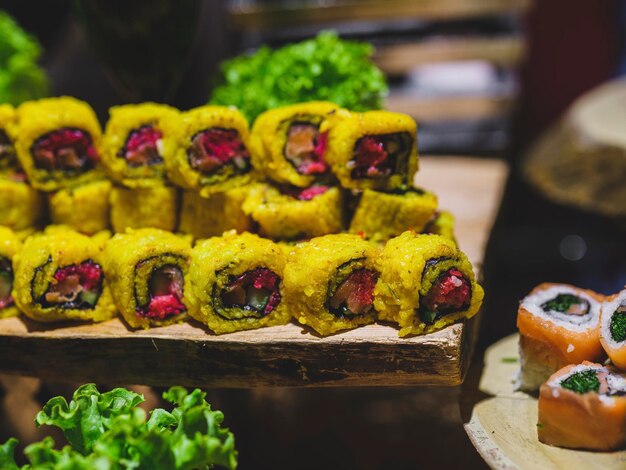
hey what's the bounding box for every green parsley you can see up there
[541,294,583,313]
[609,310,626,343]
[560,369,600,394]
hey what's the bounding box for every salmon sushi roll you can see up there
[249,101,339,187]
[0,226,22,318]
[48,180,111,235]
[186,232,289,334]
[101,103,178,188]
[104,228,191,328]
[538,361,626,451]
[284,233,381,336]
[110,185,178,233]
[517,283,605,392]
[600,287,626,369]
[0,176,43,230]
[13,97,103,191]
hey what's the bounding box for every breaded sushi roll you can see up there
[242,183,344,241]
[0,176,43,230]
[249,101,339,187]
[284,233,381,335]
[101,103,178,188]
[349,187,437,243]
[422,210,456,242]
[12,227,116,322]
[538,361,626,451]
[517,283,605,392]
[165,105,252,196]
[323,110,418,191]
[0,226,22,318]
[178,186,252,240]
[374,233,483,337]
[110,186,178,233]
[600,287,626,369]
[13,97,102,191]
[104,228,191,328]
[48,180,111,235]
[186,232,289,334]
[0,104,21,177]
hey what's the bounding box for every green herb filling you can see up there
[560,369,600,394]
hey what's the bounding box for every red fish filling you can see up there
[283,122,328,175]
[284,185,330,201]
[138,265,185,320]
[351,132,412,179]
[329,268,378,316]
[41,260,103,309]
[31,128,98,172]
[221,268,281,317]
[188,128,250,174]
[120,125,163,167]
[0,257,14,309]
[420,268,471,323]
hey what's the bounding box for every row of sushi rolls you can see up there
[0,97,484,337]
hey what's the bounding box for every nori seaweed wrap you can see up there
[110,185,178,233]
[101,103,178,188]
[0,226,22,318]
[284,233,381,335]
[242,183,344,241]
[322,110,418,191]
[104,228,191,328]
[13,97,103,191]
[0,175,43,230]
[249,101,339,187]
[165,105,252,196]
[374,232,483,336]
[12,226,116,322]
[349,187,437,243]
[48,180,111,235]
[186,231,289,334]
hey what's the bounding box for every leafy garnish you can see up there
[541,294,583,314]
[609,311,626,343]
[560,369,600,394]
[210,31,387,122]
[500,357,518,364]
[420,309,437,324]
[0,438,19,470]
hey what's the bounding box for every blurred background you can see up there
[0,0,625,468]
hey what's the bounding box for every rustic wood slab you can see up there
[0,157,507,388]
[464,334,626,469]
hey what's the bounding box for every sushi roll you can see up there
[165,105,252,196]
[349,187,437,243]
[374,233,483,337]
[0,226,22,318]
[12,227,116,323]
[322,110,418,191]
[538,361,626,451]
[178,186,252,240]
[101,103,178,188]
[517,283,605,392]
[0,104,21,177]
[600,287,626,369]
[249,101,339,187]
[104,228,191,328]
[185,231,289,334]
[0,176,44,230]
[284,233,381,335]
[110,185,178,233]
[48,180,111,235]
[242,183,344,241]
[422,210,456,242]
[13,97,103,191]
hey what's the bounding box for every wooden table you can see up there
[0,157,507,388]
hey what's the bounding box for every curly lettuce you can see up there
[210,30,387,122]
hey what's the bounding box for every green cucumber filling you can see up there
[609,305,626,343]
[541,294,590,316]
[560,369,600,394]
[216,268,281,320]
[0,256,14,309]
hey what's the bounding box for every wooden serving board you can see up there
[0,157,507,388]
[464,334,626,469]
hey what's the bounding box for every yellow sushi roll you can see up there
[349,187,437,243]
[13,97,103,191]
[104,228,191,328]
[249,101,339,187]
[422,210,456,242]
[109,185,178,232]
[12,227,116,323]
[0,104,21,176]
[101,103,178,188]
[186,231,290,334]
[178,186,252,240]
[374,232,483,337]
[284,233,381,336]
[242,183,344,240]
[165,105,252,196]
[48,180,111,235]
[0,226,22,318]
[0,176,44,230]
[322,110,418,191]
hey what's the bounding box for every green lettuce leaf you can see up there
[0,438,19,470]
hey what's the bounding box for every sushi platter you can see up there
[0,156,506,387]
